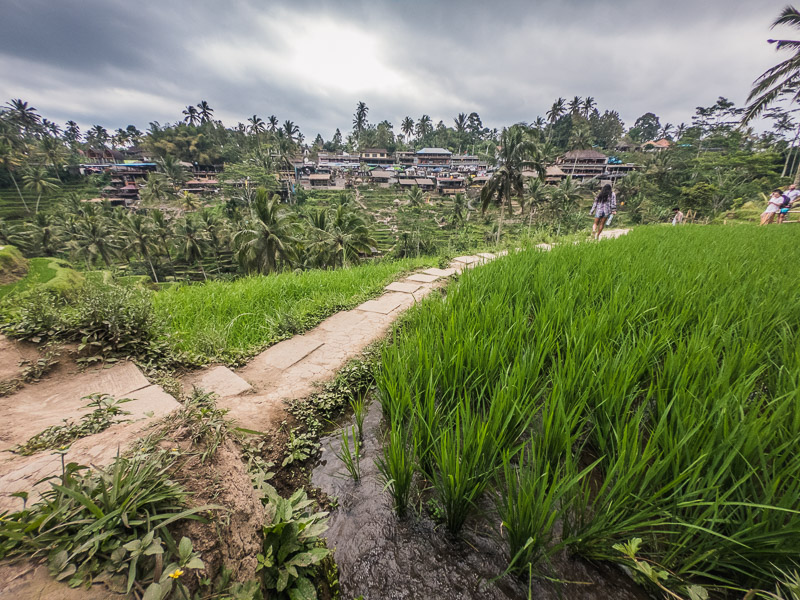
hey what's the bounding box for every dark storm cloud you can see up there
[0,0,788,138]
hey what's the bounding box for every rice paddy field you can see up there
[376,225,800,596]
[154,255,437,364]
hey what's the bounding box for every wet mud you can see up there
[311,401,649,600]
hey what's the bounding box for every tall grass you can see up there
[377,226,800,591]
[153,256,435,363]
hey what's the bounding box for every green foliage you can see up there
[0,451,217,594]
[0,256,82,299]
[333,426,361,482]
[257,488,330,599]
[375,407,415,518]
[377,226,800,590]
[15,393,132,455]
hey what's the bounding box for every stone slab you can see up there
[385,281,423,293]
[452,255,481,264]
[251,336,324,371]
[535,243,553,251]
[355,293,406,315]
[423,267,456,277]
[317,310,369,333]
[496,250,509,256]
[477,252,496,260]
[405,273,439,283]
[196,366,252,398]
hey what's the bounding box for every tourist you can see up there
[760,189,784,225]
[590,184,617,239]
[672,207,685,226]
[778,184,800,224]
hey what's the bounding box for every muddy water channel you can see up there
[311,402,648,600]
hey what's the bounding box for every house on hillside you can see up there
[450,154,481,172]
[394,151,416,166]
[416,148,452,167]
[436,175,465,195]
[309,173,332,187]
[642,139,672,152]
[415,178,436,192]
[556,149,608,181]
[360,148,393,166]
[370,170,395,185]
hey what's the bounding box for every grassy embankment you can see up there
[377,225,800,595]
[155,255,438,364]
[0,183,99,220]
[0,251,83,299]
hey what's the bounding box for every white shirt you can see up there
[786,189,800,202]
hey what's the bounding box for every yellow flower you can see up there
[168,569,184,579]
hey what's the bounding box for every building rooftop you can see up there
[417,148,452,155]
[562,149,607,160]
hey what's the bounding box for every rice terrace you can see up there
[2,2,800,599]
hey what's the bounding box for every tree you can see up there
[547,98,566,125]
[454,113,467,133]
[140,172,177,206]
[401,116,415,141]
[197,100,214,124]
[38,135,66,181]
[176,214,209,280]
[248,114,266,138]
[5,99,40,135]
[71,215,118,267]
[353,101,369,147]
[568,96,583,115]
[87,125,110,149]
[25,212,62,256]
[183,105,200,126]
[745,6,800,124]
[582,97,597,118]
[22,166,59,213]
[268,115,279,133]
[64,121,81,144]
[124,213,160,282]
[0,140,29,212]
[416,115,433,139]
[282,120,300,144]
[630,113,661,142]
[480,125,545,242]
[234,188,297,274]
[407,185,424,207]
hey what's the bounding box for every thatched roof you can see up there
[562,149,607,160]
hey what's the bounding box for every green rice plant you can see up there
[497,441,595,574]
[375,407,415,518]
[350,395,366,441]
[334,426,362,482]
[376,226,800,590]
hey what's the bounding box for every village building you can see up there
[436,175,466,195]
[369,169,395,185]
[308,173,332,187]
[394,151,417,166]
[416,148,452,168]
[642,139,672,151]
[183,178,220,195]
[556,149,608,181]
[450,154,481,171]
[360,148,393,166]
[470,175,490,188]
[318,152,361,169]
[415,178,436,192]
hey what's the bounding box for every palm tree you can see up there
[401,116,415,141]
[0,140,29,212]
[567,124,593,176]
[149,209,176,276]
[407,185,424,207]
[480,125,544,243]
[353,101,369,147]
[659,123,674,140]
[582,96,597,118]
[525,178,551,227]
[568,96,583,115]
[159,154,188,187]
[675,123,687,140]
[25,212,62,256]
[197,100,214,123]
[87,125,110,149]
[248,114,266,148]
[64,121,81,144]
[454,113,468,133]
[745,6,800,124]
[39,135,66,181]
[197,209,227,273]
[5,99,40,135]
[547,98,567,125]
[71,215,118,267]
[140,172,176,206]
[452,192,467,227]
[22,166,60,213]
[282,120,300,144]
[234,188,297,274]
[176,215,209,280]
[327,204,376,268]
[416,115,433,139]
[124,213,160,282]
[183,105,200,126]
[268,115,279,133]
[547,176,583,230]
[180,191,201,212]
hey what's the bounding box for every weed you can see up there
[375,408,415,518]
[14,393,132,455]
[333,426,361,482]
[350,395,366,441]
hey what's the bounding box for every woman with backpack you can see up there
[590,184,617,240]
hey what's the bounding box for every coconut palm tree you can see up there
[149,209,176,275]
[0,140,29,212]
[583,96,597,118]
[248,114,266,148]
[24,212,62,256]
[159,154,188,187]
[568,96,583,115]
[87,125,110,149]
[745,6,800,124]
[407,185,424,207]
[547,176,583,230]
[452,192,467,227]
[282,120,300,144]
[327,204,376,268]
[454,113,468,133]
[197,100,214,123]
[401,116,415,141]
[268,115,279,134]
[176,214,209,280]
[547,98,567,125]
[234,188,297,274]
[64,121,81,144]
[5,99,40,135]
[197,209,227,273]
[39,135,66,181]
[71,215,118,267]
[416,115,433,139]
[183,105,201,126]
[567,123,593,176]
[480,125,544,243]
[353,101,369,147]
[525,178,551,227]
[140,172,177,206]
[22,166,60,213]
[123,213,160,282]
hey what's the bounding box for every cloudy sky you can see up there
[0,0,790,138]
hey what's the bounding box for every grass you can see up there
[0,256,83,298]
[377,225,800,593]
[154,256,437,364]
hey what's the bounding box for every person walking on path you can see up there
[672,207,685,226]
[761,189,785,225]
[590,184,617,239]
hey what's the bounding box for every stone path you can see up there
[182,255,504,434]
